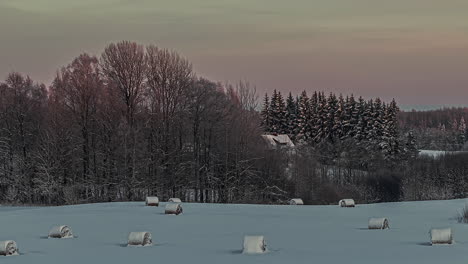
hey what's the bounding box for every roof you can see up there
[261,134,295,148]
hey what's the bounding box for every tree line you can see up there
[0,41,287,205]
[260,90,410,161]
[1,41,467,206]
[399,108,468,151]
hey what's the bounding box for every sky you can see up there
[1,0,468,108]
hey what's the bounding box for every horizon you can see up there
[1,0,468,106]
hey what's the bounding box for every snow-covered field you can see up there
[2,199,468,263]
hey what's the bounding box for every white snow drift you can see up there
[242,235,267,254]
[145,197,159,206]
[430,228,453,245]
[368,218,389,229]
[128,232,152,246]
[0,240,18,256]
[48,225,73,238]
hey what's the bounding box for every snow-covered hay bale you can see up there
[168,198,182,203]
[0,241,18,256]
[165,203,183,215]
[339,199,355,207]
[289,198,304,205]
[242,235,267,254]
[368,218,389,229]
[430,228,453,245]
[48,225,73,238]
[145,196,159,206]
[128,232,152,246]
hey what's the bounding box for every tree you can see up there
[285,92,297,139]
[51,54,103,188]
[101,41,147,199]
[260,93,271,132]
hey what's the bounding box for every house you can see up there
[261,134,295,149]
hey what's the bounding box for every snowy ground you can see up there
[2,199,468,263]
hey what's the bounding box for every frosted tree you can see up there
[285,92,297,138]
[458,117,466,147]
[269,90,287,134]
[405,130,419,158]
[260,93,271,132]
[313,92,327,142]
[333,94,345,140]
[296,91,310,140]
[343,95,357,139]
[381,99,400,158]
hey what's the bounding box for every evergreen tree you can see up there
[296,91,310,140]
[458,117,466,147]
[314,92,327,142]
[333,94,345,140]
[269,90,287,134]
[405,130,419,158]
[260,93,271,132]
[285,92,297,139]
[308,91,319,139]
[343,95,357,139]
[381,99,400,159]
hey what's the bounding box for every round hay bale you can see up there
[242,235,267,254]
[339,199,355,207]
[289,198,304,205]
[128,232,152,246]
[0,240,18,256]
[48,225,73,239]
[168,198,182,203]
[145,196,159,206]
[430,228,453,245]
[165,203,183,215]
[368,218,389,229]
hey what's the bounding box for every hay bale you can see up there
[243,235,267,254]
[339,199,355,207]
[289,198,304,205]
[128,232,152,246]
[368,218,389,229]
[0,240,18,256]
[165,203,183,215]
[430,228,453,245]
[48,225,73,238]
[145,196,159,206]
[168,198,182,203]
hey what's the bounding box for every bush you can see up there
[457,204,468,223]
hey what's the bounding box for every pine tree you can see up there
[314,92,327,142]
[308,91,319,139]
[354,97,367,142]
[296,91,310,140]
[285,92,297,139]
[260,93,271,132]
[269,90,287,134]
[333,94,345,140]
[343,95,357,139]
[458,117,466,147]
[405,130,419,158]
[381,99,400,159]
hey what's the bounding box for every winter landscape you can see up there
[1,0,468,263]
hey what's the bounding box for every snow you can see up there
[419,150,468,158]
[2,200,468,263]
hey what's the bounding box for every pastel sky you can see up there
[1,0,468,107]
